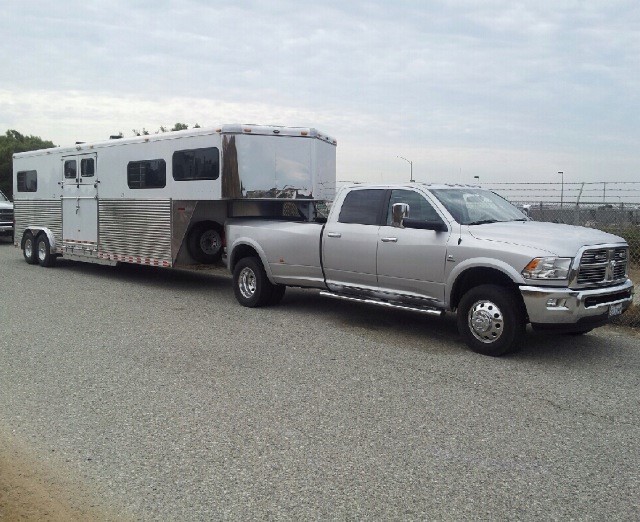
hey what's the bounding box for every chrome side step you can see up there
[319,291,444,316]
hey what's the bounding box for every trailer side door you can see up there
[61,153,98,252]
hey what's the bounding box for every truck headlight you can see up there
[522,257,572,280]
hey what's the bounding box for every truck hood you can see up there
[0,201,12,210]
[467,221,626,256]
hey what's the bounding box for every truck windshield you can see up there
[430,188,527,225]
[0,191,8,202]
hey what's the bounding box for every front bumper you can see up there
[520,279,634,330]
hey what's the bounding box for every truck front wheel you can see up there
[457,284,525,356]
[233,257,274,308]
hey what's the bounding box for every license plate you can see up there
[609,303,623,317]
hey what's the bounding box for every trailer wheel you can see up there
[233,257,274,307]
[457,284,525,356]
[187,222,223,264]
[23,232,38,265]
[36,234,56,267]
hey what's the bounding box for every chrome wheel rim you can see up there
[238,267,257,299]
[468,299,504,343]
[200,230,221,255]
[38,240,46,262]
[25,239,33,259]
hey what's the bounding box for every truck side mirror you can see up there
[391,203,409,227]
[403,218,448,232]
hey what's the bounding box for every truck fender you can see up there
[22,227,57,252]
[445,257,524,306]
[229,238,277,285]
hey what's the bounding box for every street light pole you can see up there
[558,171,564,208]
[397,156,414,182]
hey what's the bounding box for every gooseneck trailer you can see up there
[13,124,336,269]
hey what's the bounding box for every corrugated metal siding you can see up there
[14,199,62,244]
[99,199,172,262]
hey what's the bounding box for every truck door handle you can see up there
[381,237,398,242]
[327,232,341,238]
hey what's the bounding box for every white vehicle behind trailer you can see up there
[13,124,336,269]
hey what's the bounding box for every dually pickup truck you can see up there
[225,184,634,356]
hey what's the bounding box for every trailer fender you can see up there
[22,227,57,253]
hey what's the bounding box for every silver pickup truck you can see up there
[0,190,14,242]
[225,184,634,356]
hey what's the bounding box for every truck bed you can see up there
[225,219,325,288]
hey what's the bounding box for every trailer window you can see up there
[17,170,38,192]
[172,147,219,181]
[81,158,95,177]
[338,189,386,225]
[127,160,166,189]
[64,160,77,179]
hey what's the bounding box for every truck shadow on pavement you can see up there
[281,288,622,362]
[45,256,626,362]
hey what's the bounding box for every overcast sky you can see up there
[1,1,638,184]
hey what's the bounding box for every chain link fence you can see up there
[507,200,639,328]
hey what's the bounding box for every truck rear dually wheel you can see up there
[457,284,525,356]
[233,257,274,307]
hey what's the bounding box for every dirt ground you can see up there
[0,430,110,521]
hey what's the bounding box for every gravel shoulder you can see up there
[0,426,110,521]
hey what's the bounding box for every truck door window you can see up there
[386,190,441,224]
[338,189,386,225]
[81,158,95,177]
[64,160,77,179]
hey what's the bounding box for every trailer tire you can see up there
[23,232,38,265]
[233,257,274,307]
[457,284,525,356]
[187,222,223,264]
[36,234,56,267]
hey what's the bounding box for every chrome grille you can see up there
[0,208,13,221]
[576,246,628,286]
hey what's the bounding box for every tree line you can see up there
[0,124,199,200]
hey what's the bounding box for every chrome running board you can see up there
[319,291,444,316]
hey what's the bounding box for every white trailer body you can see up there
[13,124,336,268]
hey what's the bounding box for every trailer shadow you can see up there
[52,258,233,293]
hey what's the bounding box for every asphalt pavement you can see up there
[1,240,639,520]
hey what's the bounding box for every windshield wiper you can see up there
[467,219,499,225]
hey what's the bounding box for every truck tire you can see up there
[233,257,274,307]
[457,284,525,356]
[23,232,38,265]
[187,222,223,264]
[36,234,56,267]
